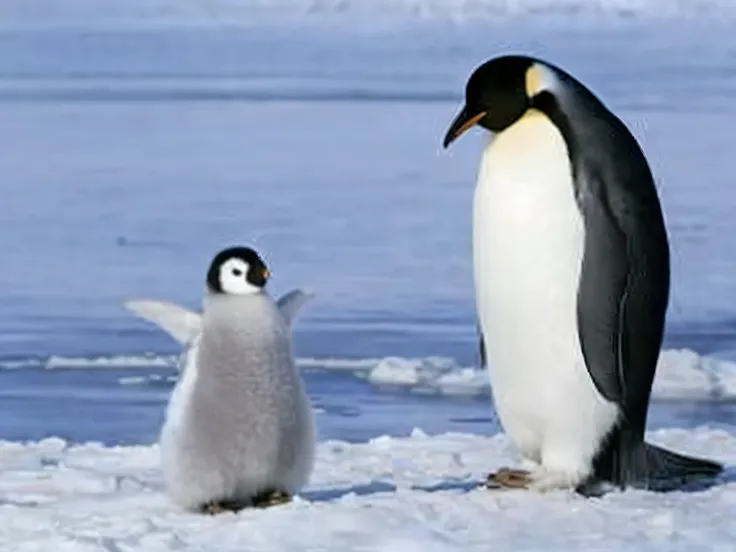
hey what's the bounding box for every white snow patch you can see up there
[317,349,736,401]
[0,354,178,371]
[118,374,176,386]
[653,349,736,401]
[307,350,736,400]
[348,351,736,400]
[0,428,734,551]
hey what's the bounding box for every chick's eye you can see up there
[232,268,243,277]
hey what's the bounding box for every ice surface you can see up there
[0,428,734,551]
[3,0,736,28]
[4,348,736,401]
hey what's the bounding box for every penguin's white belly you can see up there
[159,339,215,508]
[474,110,618,475]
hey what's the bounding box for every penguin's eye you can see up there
[232,268,243,277]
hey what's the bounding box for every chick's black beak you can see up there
[442,106,488,148]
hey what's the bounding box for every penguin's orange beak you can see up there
[262,268,270,279]
[443,107,487,148]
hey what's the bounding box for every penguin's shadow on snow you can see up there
[716,465,736,486]
[301,468,736,504]
[651,465,736,495]
[301,477,480,503]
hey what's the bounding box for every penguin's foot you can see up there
[251,490,292,509]
[201,499,246,515]
[486,467,532,489]
[527,466,591,493]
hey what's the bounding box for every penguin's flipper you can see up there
[124,300,202,345]
[276,289,315,326]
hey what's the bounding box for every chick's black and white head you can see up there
[443,55,561,147]
[206,246,270,296]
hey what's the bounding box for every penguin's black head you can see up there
[206,246,270,296]
[443,55,541,147]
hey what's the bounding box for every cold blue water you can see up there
[1,19,736,446]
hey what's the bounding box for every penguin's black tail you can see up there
[641,442,724,486]
[591,427,723,492]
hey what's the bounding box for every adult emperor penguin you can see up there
[443,55,723,493]
[125,246,316,513]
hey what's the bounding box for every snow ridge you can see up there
[3,348,736,401]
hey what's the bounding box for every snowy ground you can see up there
[1,428,734,551]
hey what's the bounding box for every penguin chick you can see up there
[125,246,316,513]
